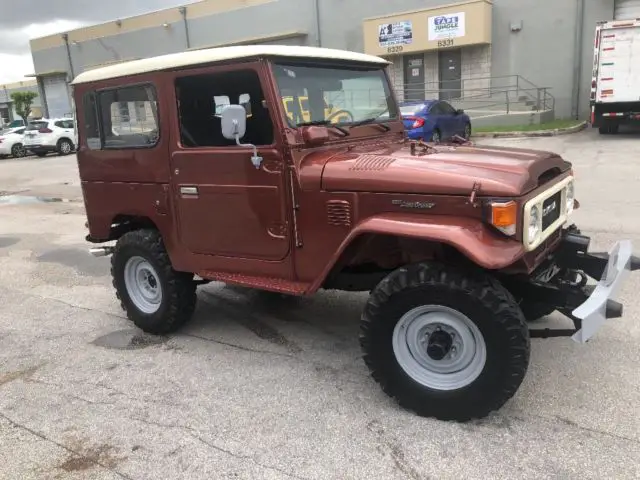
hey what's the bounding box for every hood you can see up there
[320,142,571,196]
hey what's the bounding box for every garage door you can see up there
[615,0,640,20]
[43,74,71,119]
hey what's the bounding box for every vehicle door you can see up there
[438,101,461,138]
[427,102,447,138]
[169,62,291,261]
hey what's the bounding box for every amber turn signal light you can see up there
[490,201,517,236]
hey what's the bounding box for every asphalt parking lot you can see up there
[1,128,639,480]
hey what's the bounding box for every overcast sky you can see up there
[0,0,199,84]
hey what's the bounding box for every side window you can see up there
[98,84,159,149]
[63,120,75,129]
[429,103,442,115]
[175,69,274,148]
[54,121,64,128]
[82,92,101,150]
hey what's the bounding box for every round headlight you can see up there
[528,205,540,243]
[566,181,575,214]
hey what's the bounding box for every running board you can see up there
[198,270,309,295]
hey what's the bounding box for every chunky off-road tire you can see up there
[359,262,530,421]
[111,229,197,334]
[57,138,73,156]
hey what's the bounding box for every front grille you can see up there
[541,191,561,230]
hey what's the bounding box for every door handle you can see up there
[180,186,198,198]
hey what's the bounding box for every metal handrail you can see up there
[391,74,555,113]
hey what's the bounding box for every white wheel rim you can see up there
[61,142,71,154]
[392,305,487,391]
[124,256,162,314]
[465,125,471,138]
[433,131,440,142]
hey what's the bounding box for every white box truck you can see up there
[590,18,640,134]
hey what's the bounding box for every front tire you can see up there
[111,229,197,334]
[359,262,530,421]
[11,143,26,158]
[57,139,73,155]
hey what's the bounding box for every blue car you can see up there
[399,100,472,143]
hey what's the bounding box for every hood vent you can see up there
[350,155,395,171]
[326,200,352,227]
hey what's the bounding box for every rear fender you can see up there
[309,213,525,293]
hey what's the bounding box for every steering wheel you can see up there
[326,109,354,123]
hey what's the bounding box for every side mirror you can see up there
[219,105,263,169]
[220,104,247,140]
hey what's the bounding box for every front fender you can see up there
[309,213,525,292]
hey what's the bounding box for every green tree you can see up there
[10,91,39,126]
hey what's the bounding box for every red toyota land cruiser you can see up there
[71,45,639,421]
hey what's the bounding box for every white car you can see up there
[23,118,76,157]
[0,127,27,158]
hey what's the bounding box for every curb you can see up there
[472,121,587,139]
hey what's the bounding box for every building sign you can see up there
[428,12,466,40]
[378,21,413,47]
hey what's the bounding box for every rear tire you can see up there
[431,129,442,143]
[359,262,530,421]
[463,122,471,140]
[111,229,197,334]
[57,139,73,156]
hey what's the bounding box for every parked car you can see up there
[400,100,472,142]
[23,118,76,157]
[0,127,27,158]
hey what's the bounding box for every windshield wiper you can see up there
[296,120,349,136]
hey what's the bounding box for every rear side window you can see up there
[83,92,101,149]
[54,120,74,129]
[26,121,49,131]
[81,84,159,150]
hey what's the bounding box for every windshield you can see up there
[272,62,397,127]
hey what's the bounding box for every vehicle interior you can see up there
[175,69,275,148]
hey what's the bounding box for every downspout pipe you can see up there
[571,0,585,119]
[61,33,75,79]
[179,6,191,49]
[314,0,322,47]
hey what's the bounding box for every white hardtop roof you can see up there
[71,45,390,85]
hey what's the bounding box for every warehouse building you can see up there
[28,0,640,120]
[0,80,43,126]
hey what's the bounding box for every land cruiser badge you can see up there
[392,199,436,210]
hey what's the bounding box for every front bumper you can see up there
[514,226,640,343]
[566,237,637,343]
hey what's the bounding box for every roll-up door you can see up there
[615,0,640,20]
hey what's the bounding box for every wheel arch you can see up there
[312,213,525,293]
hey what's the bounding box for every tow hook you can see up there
[89,247,114,257]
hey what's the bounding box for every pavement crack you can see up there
[180,332,295,358]
[0,411,135,480]
[188,432,312,480]
[524,413,640,445]
[367,420,423,480]
[126,416,310,480]
[8,287,127,321]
